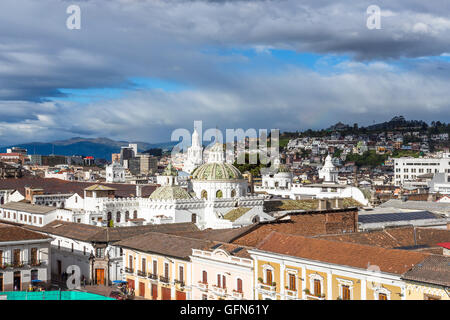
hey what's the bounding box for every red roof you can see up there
[437,242,450,250]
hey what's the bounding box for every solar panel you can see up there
[211,244,222,250]
[359,211,437,224]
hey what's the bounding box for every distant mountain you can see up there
[0,137,177,160]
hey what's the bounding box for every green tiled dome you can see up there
[192,162,243,181]
[149,186,192,200]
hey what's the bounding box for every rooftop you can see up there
[116,232,213,260]
[402,255,450,287]
[0,202,57,214]
[255,231,428,275]
[0,223,52,242]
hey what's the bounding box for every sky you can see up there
[0,0,450,145]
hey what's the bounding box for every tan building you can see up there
[402,255,450,300]
[249,231,427,300]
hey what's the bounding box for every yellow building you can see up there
[402,255,450,300]
[249,231,428,300]
[116,232,211,300]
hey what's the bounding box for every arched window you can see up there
[216,190,223,198]
[116,212,121,223]
[125,211,130,222]
[231,189,236,197]
[201,190,208,199]
[107,212,112,221]
[133,210,138,219]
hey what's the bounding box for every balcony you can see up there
[211,285,227,296]
[305,294,326,300]
[159,276,170,284]
[197,281,208,291]
[148,273,158,281]
[137,270,147,277]
[257,283,276,294]
[285,289,299,300]
[231,290,244,299]
[174,279,185,287]
[124,267,134,273]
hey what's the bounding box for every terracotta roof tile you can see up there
[402,255,450,287]
[116,232,213,260]
[0,223,52,242]
[255,231,428,275]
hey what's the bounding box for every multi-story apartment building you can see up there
[0,223,52,291]
[191,243,254,300]
[249,232,427,300]
[117,232,211,300]
[394,153,450,186]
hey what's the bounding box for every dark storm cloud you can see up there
[0,0,450,143]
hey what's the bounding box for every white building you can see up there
[0,202,74,227]
[105,161,126,183]
[394,153,450,186]
[318,155,339,183]
[183,128,204,174]
[0,223,52,291]
[256,157,368,206]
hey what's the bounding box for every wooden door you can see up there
[342,285,350,300]
[176,290,186,300]
[139,282,145,297]
[127,278,135,290]
[151,284,158,300]
[96,269,105,285]
[161,287,171,300]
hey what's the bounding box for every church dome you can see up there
[192,162,243,181]
[149,185,192,200]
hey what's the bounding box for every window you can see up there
[125,211,130,222]
[179,266,184,283]
[141,258,146,273]
[164,263,169,279]
[39,217,42,224]
[129,255,133,269]
[116,212,121,223]
[96,247,104,258]
[13,249,20,266]
[202,294,207,300]
[153,260,157,274]
[133,210,138,219]
[314,279,321,296]
[237,278,243,293]
[265,269,273,285]
[342,285,351,300]
[289,274,296,291]
[71,243,74,252]
[202,270,207,284]
[31,248,38,265]
[379,293,387,300]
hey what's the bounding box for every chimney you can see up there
[136,185,143,197]
[334,198,344,209]
[318,199,331,210]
